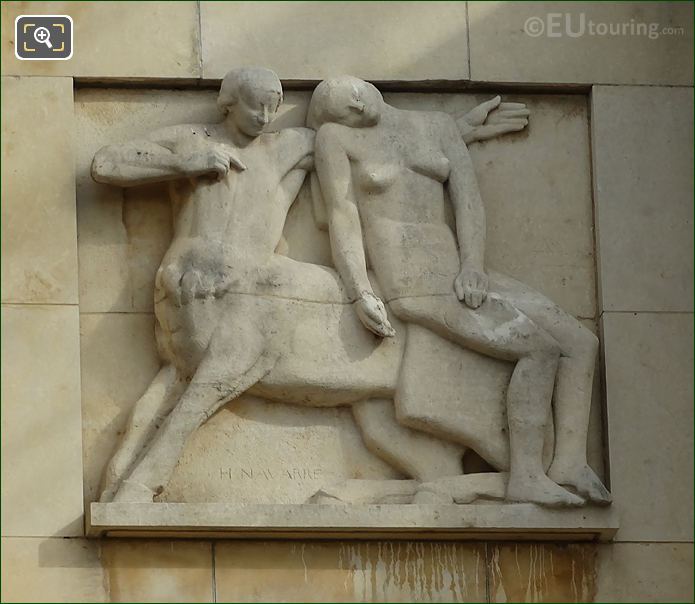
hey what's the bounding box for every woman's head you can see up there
[218,67,283,137]
[307,76,383,130]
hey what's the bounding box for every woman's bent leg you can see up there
[489,271,611,504]
[390,294,583,507]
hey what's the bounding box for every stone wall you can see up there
[1,2,693,601]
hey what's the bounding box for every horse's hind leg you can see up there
[99,364,184,502]
[353,399,465,481]
[314,400,466,505]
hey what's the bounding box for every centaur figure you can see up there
[91,67,608,507]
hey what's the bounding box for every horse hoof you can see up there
[112,479,156,503]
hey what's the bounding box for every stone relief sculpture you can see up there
[91,67,610,508]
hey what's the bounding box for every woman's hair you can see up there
[307,76,360,130]
[217,67,283,114]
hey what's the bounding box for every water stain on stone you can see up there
[489,542,597,603]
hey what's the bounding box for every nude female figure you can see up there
[310,76,611,506]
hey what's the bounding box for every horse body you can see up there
[105,259,525,503]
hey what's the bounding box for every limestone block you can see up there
[87,502,618,540]
[1,305,83,536]
[592,86,694,312]
[75,89,312,313]
[383,92,595,317]
[0,537,106,603]
[200,1,469,81]
[80,312,400,506]
[603,312,694,541]
[595,543,694,602]
[76,89,596,317]
[469,2,694,85]
[1,76,78,304]
[582,320,606,482]
[80,73,605,511]
[165,399,401,504]
[79,313,161,506]
[215,541,487,602]
[100,540,213,602]
[1,1,200,79]
[488,542,597,602]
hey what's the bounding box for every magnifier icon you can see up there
[33,26,53,49]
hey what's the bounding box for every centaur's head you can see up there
[218,67,283,138]
[307,75,383,130]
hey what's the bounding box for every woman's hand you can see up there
[457,96,530,144]
[354,291,396,337]
[454,266,488,309]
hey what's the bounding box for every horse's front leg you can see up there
[99,364,184,502]
[113,319,276,503]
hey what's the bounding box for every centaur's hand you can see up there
[354,291,396,338]
[181,143,247,180]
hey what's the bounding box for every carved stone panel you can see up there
[77,69,614,538]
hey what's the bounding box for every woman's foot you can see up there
[548,463,612,505]
[507,473,584,507]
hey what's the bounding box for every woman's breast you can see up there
[356,153,450,192]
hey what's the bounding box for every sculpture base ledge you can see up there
[87,502,618,541]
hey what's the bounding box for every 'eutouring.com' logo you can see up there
[15,15,73,60]
[524,13,685,40]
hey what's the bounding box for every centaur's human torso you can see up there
[155,124,321,301]
[152,123,400,399]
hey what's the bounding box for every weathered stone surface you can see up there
[1,76,78,304]
[77,90,596,318]
[592,86,694,312]
[0,537,106,603]
[87,502,619,540]
[311,76,605,507]
[165,398,402,505]
[1,305,84,536]
[80,313,161,506]
[576,320,606,483]
[384,93,596,318]
[469,2,694,85]
[75,89,214,313]
[595,543,694,602]
[100,540,213,602]
[488,542,597,602]
[215,541,487,602]
[80,313,399,506]
[1,1,200,79]
[75,88,309,313]
[603,312,694,541]
[200,1,469,81]
[82,69,606,518]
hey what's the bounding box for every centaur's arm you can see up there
[91,125,245,187]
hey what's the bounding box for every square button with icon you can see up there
[15,15,73,60]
